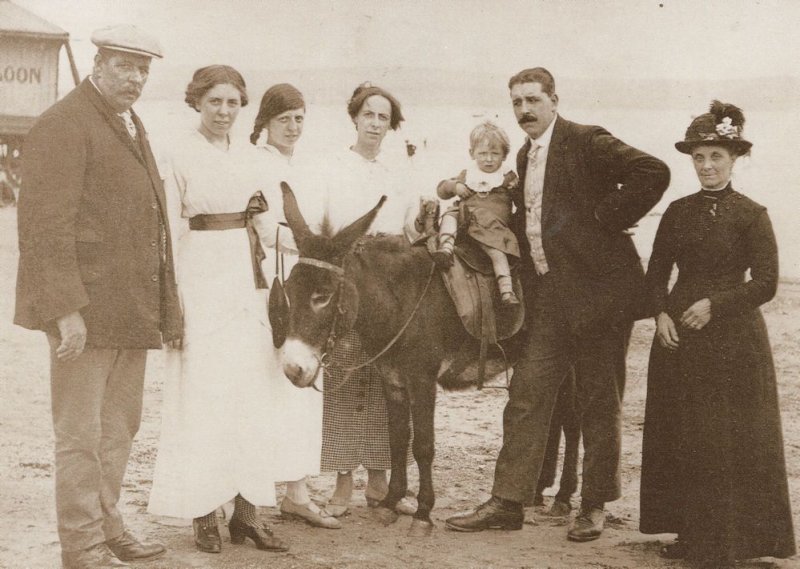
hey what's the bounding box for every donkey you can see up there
[273,183,580,535]
[273,183,469,536]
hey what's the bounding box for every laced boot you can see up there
[432,234,455,268]
[497,274,519,305]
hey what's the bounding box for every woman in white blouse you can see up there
[320,83,419,517]
[148,66,292,554]
[248,83,339,529]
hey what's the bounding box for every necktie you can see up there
[525,142,541,210]
[528,142,540,170]
[119,110,137,139]
[525,141,550,274]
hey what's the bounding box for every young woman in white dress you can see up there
[148,65,291,554]
[247,83,339,529]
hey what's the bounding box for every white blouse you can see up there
[312,148,421,237]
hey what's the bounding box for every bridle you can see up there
[292,249,437,393]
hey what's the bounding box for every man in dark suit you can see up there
[15,25,182,569]
[446,67,669,541]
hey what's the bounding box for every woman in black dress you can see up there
[639,101,795,569]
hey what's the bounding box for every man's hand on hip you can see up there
[55,311,87,361]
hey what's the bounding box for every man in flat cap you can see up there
[15,24,181,569]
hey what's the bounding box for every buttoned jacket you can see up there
[15,78,182,348]
[511,116,670,332]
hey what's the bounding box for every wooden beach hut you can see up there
[0,0,78,204]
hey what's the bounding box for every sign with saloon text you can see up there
[0,37,60,118]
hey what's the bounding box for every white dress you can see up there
[148,130,318,519]
[253,143,323,482]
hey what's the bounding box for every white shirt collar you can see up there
[89,75,132,118]
[263,143,293,164]
[349,146,380,162]
[88,75,102,94]
[348,146,388,171]
[528,113,558,151]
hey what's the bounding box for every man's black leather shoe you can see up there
[567,503,605,542]
[106,530,165,561]
[445,496,524,532]
[62,543,129,569]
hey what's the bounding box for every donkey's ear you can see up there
[333,195,387,250]
[281,182,313,247]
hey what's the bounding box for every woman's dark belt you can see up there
[188,192,269,289]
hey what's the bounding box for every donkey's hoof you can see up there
[372,506,399,526]
[546,499,572,517]
[408,518,434,537]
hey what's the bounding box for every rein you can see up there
[298,251,437,393]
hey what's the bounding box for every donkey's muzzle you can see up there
[281,338,320,388]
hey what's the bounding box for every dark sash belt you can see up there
[189,211,247,230]
[188,192,269,289]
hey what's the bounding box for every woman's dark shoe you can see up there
[658,538,687,559]
[228,516,289,552]
[192,518,221,554]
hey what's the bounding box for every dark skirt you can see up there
[320,330,391,471]
[640,309,795,564]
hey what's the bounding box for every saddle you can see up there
[427,235,525,389]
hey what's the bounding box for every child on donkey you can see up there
[433,121,520,305]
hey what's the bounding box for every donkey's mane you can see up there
[318,214,335,239]
[300,226,427,276]
[297,214,350,260]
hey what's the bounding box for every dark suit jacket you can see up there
[15,78,182,348]
[512,116,670,334]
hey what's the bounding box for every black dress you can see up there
[639,184,795,566]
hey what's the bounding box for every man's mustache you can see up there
[518,114,537,124]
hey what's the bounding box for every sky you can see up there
[5,0,800,279]
[12,0,800,83]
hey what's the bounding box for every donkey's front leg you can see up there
[408,375,437,537]
[373,382,410,526]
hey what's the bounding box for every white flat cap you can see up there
[91,24,163,59]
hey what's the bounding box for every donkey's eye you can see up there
[310,291,333,311]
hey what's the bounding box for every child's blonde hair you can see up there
[469,121,511,158]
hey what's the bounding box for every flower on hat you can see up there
[676,100,752,155]
[715,117,740,139]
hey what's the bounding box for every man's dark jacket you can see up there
[15,78,182,348]
[511,115,670,333]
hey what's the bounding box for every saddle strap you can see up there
[476,272,497,390]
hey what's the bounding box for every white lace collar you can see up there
[465,166,506,193]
